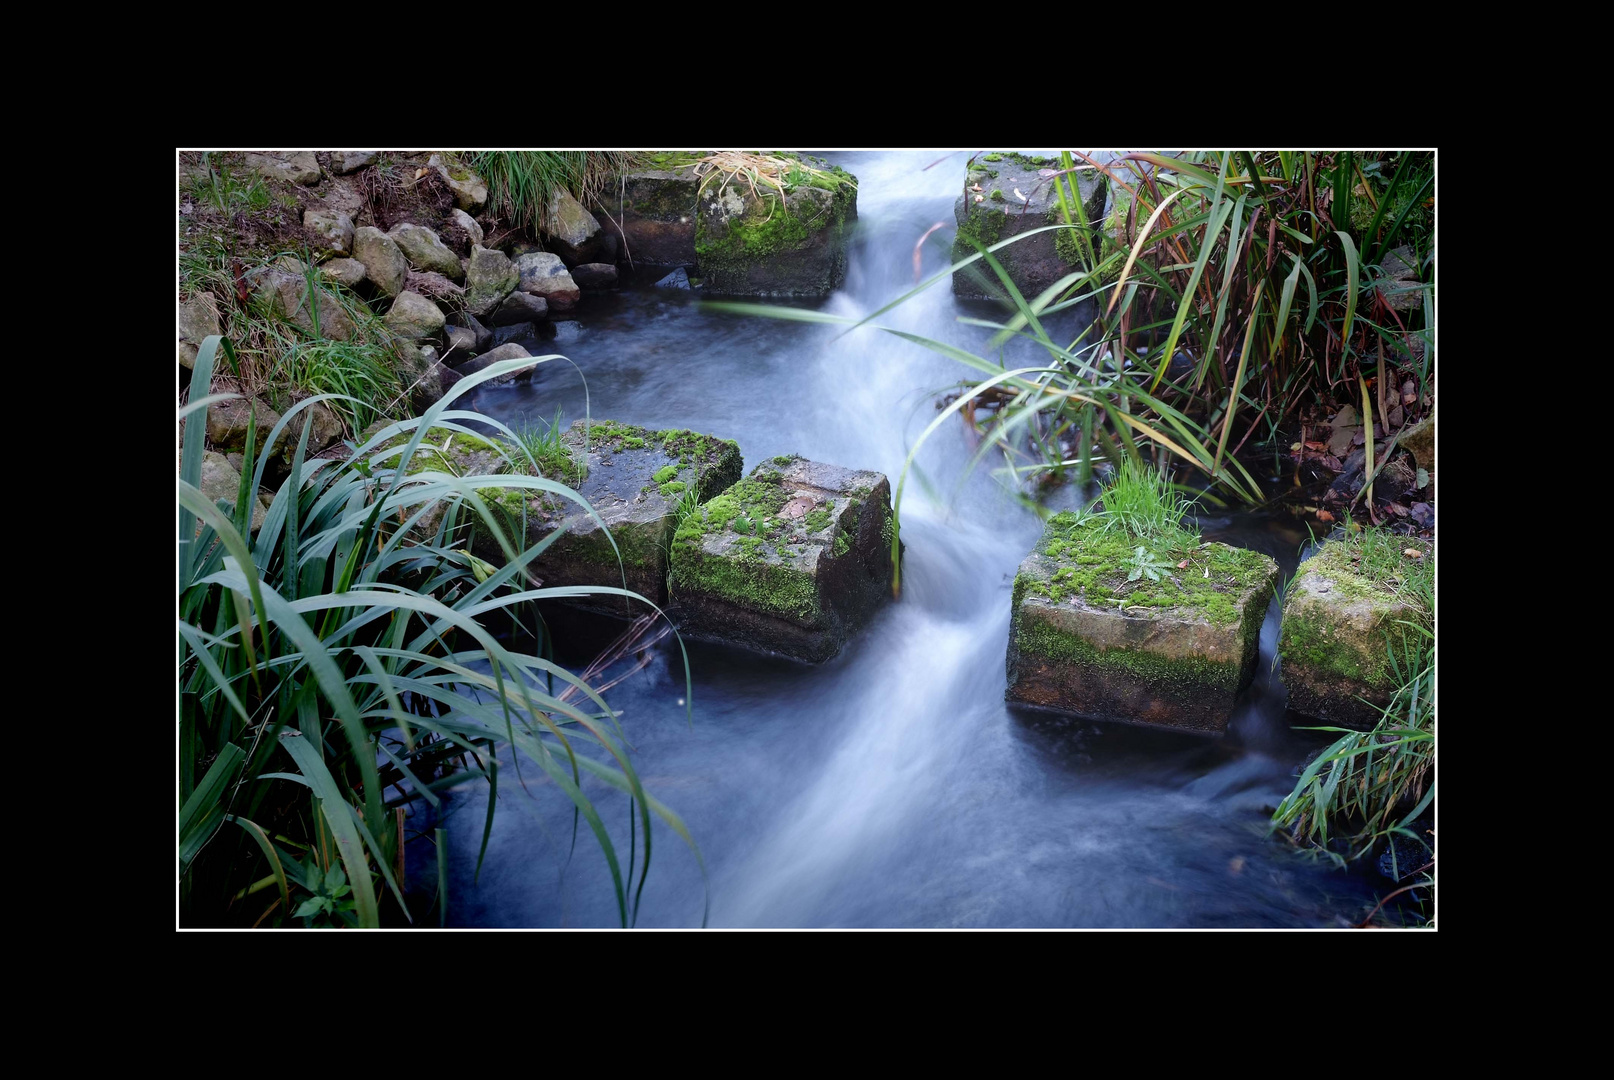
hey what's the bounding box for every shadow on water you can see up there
[409,151,1394,928]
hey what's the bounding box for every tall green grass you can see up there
[179,338,701,928]
[467,151,639,236]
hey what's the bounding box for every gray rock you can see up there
[464,245,519,317]
[950,153,1106,302]
[451,208,484,247]
[246,265,357,341]
[428,154,488,213]
[178,291,221,370]
[456,342,537,386]
[655,267,692,289]
[669,455,895,662]
[611,160,703,270]
[383,291,446,340]
[206,397,283,453]
[389,223,464,280]
[697,162,859,297]
[320,258,368,289]
[444,324,479,363]
[330,151,378,175]
[1006,513,1278,733]
[393,344,443,414]
[279,401,346,458]
[1279,540,1429,730]
[545,188,603,264]
[514,252,579,311]
[438,362,464,394]
[244,151,320,185]
[489,290,549,325]
[489,323,537,347]
[353,226,409,298]
[303,208,355,257]
[572,262,619,289]
[201,451,267,532]
[464,311,493,350]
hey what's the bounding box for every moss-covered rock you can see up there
[544,188,604,265]
[428,154,487,214]
[353,226,409,298]
[388,223,464,281]
[694,161,858,297]
[952,153,1106,302]
[1005,512,1277,733]
[303,208,355,258]
[463,245,519,318]
[669,456,896,662]
[1278,540,1430,729]
[382,290,446,341]
[246,264,358,342]
[441,419,744,615]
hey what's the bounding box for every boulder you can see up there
[607,157,703,270]
[669,455,895,662]
[1005,513,1278,733]
[246,265,357,341]
[319,257,368,289]
[303,208,355,257]
[1376,246,1425,313]
[444,324,479,362]
[330,151,378,175]
[464,245,519,317]
[489,323,538,347]
[455,342,536,385]
[244,151,320,185]
[178,291,221,370]
[388,223,464,281]
[545,188,604,265]
[200,452,267,532]
[514,252,579,312]
[466,420,743,616]
[489,290,549,325]
[451,208,484,247]
[205,397,283,454]
[695,161,858,297]
[352,226,409,298]
[428,154,487,213]
[572,262,619,289]
[278,401,346,459]
[1279,540,1432,729]
[951,152,1106,302]
[383,291,446,340]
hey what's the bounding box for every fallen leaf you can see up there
[1013,188,1030,204]
[414,167,429,180]
[1403,548,1423,559]
[1290,442,1303,452]
[970,184,983,192]
[974,194,985,203]
[1387,502,1410,517]
[1178,559,1190,569]
[779,497,814,520]
[1304,441,1328,452]
[1316,509,1335,522]
[1228,857,1245,875]
[1320,454,1344,471]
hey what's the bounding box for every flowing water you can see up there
[418,151,1385,928]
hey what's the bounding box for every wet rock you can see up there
[244,151,320,185]
[388,223,464,281]
[394,343,444,413]
[320,257,368,289]
[353,226,409,298]
[1005,513,1278,734]
[428,153,487,213]
[330,151,377,175]
[464,311,494,350]
[246,265,356,341]
[572,262,619,289]
[1376,827,1433,882]
[451,207,484,247]
[545,188,604,265]
[655,267,692,289]
[178,291,221,370]
[490,290,549,326]
[382,290,446,341]
[951,152,1106,302]
[696,162,858,296]
[489,323,539,347]
[464,244,519,317]
[303,208,355,257]
[200,451,267,532]
[1279,540,1431,729]
[669,455,895,662]
[514,252,579,312]
[444,323,479,362]
[456,342,536,385]
[608,159,703,270]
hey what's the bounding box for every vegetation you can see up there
[466,151,639,236]
[179,340,701,928]
[1271,525,1435,926]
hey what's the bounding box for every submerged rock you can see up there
[489,290,548,325]
[669,455,896,663]
[572,262,619,289]
[1005,513,1277,734]
[951,152,1106,302]
[655,267,692,289]
[447,420,743,615]
[695,161,858,297]
[1279,540,1431,729]
[456,342,537,385]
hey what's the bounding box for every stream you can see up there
[416,150,1384,928]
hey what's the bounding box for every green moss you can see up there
[652,464,679,485]
[982,153,1003,163]
[772,454,795,465]
[832,530,851,557]
[641,151,706,170]
[658,480,687,497]
[804,508,831,533]
[989,189,1005,202]
[954,200,1004,252]
[1015,612,1243,692]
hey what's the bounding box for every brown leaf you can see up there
[1387,502,1410,517]
[779,497,815,520]
[1403,548,1424,559]
[1316,509,1335,522]
[1177,559,1190,569]
[1320,454,1344,471]
[1304,441,1328,452]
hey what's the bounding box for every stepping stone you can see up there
[951,151,1105,301]
[669,455,896,662]
[1005,512,1278,733]
[1279,538,1432,729]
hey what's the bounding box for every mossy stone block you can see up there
[1279,541,1422,729]
[669,456,896,662]
[952,152,1105,301]
[1006,514,1277,733]
[694,163,858,297]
